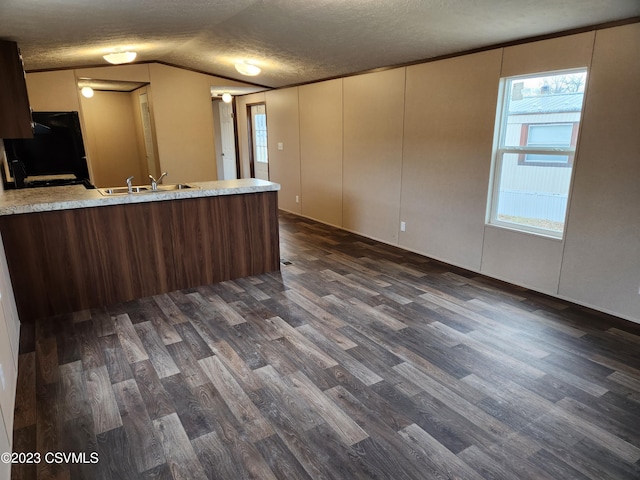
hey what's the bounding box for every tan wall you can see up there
[27,63,254,186]
[80,90,145,188]
[343,69,405,244]
[266,88,301,214]
[402,50,501,270]
[247,24,640,323]
[148,63,218,184]
[500,32,596,78]
[75,64,151,83]
[559,23,640,319]
[25,70,81,111]
[299,79,343,227]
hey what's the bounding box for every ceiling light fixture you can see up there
[234,61,261,76]
[221,93,232,103]
[103,51,137,65]
[81,86,94,98]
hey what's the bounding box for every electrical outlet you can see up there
[295,195,299,204]
[278,142,284,150]
[400,221,406,232]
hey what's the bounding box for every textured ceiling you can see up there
[0,0,638,88]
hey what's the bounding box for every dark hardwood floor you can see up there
[11,211,640,479]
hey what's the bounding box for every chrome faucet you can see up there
[126,176,134,194]
[149,172,168,191]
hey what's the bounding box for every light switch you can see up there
[277,142,284,150]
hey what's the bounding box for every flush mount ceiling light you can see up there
[80,86,94,98]
[221,93,232,103]
[234,61,261,76]
[103,51,137,65]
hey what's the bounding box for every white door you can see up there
[218,101,237,180]
[138,93,158,178]
[250,104,269,180]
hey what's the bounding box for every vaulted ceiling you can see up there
[1,0,638,88]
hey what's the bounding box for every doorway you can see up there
[248,103,269,180]
[138,91,159,179]
[213,100,239,180]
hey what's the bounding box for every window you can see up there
[487,69,587,237]
[248,103,269,181]
[250,104,268,164]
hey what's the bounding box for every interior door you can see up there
[218,101,237,179]
[138,92,158,179]
[249,103,269,180]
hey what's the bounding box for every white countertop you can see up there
[0,178,280,216]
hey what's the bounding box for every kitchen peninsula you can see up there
[0,178,280,322]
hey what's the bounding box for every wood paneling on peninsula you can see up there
[0,192,279,322]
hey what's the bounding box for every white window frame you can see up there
[487,68,587,239]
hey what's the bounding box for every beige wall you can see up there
[558,23,640,319]
[343,69,405,244]
[80,90,145,188]
[241,24,640,323]
[26,63,253,186]
[75,64,151,83]
[402,50,501,270]
[266,88,301,214]
[299,79,343,227]
[148,63,218,184]
[500,32,596,78]
[76,65,155,185]
[25,70,81,111]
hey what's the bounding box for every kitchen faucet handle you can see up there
[150,172,168,190]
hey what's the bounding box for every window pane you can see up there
[496,153,572,232]
[524,153,569,163]
[254,113,268,163]
[527,124,572,146]
[504,73,586,148]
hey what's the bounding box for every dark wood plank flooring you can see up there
[11,211,640,479]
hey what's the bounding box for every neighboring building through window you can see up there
[520,122,577,166]
[251,104,268,164]
[487,69,587,237]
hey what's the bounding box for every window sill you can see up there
[484,221,564,241]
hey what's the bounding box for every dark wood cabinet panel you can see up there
[0,192,280,321]
[0,40,33,139]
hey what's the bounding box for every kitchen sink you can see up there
[98,184,198,196]
[98,186,149,195]
[155,184,196,191]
